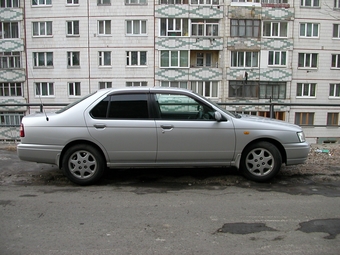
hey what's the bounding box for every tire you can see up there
[239,141,282,182]
[62,144,105,185]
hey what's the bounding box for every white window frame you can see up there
[98,20,111,36]
[262,0,287,3]
[32,0,52,6]
[191,19,219,37]
[263,21,288,38]
[0,52,21,69]
[298,53,318,69]
[296,83,316,98]
[329,83,340,98]
[126,20,147,36]
[99,81,112,89]
[190,81,219,98]
[67,51,80,68]
[0,82,23,96]
[66,20,79,36]
[32,21,52,37]
[97,0,110,5]
[190,0,220,5]
[268,51,287,67]
[68,82,81,97]
[125,0,147,4]
[126,81,147,87]
[300,0,320,7]
[231,51,259,68]
[333,24,340,39]
[196,52,212,67]
[335,0,340,8]
[160,18,188,37]
[160,81,189,89]
[299,23,319,38]
[126,51,147,66]
[67,0,79,5]
[35,82,54,97]
[98,51,111,66]
[0,22,19,39]
[331,54,340,69]
[160,50,189,68]
[0,111,24,126]
[231,0,259,3]
[33,52,53,67]
[1,0,19,7]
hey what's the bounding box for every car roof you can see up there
[103,86,193,95]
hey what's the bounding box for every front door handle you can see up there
[94,124,106,129]
[161,124,173,133]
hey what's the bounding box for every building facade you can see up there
[0,0,339,143]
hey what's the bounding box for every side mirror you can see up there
[214,111,222,122]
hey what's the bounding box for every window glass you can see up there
[108,94,149,119]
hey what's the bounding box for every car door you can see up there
[153,92,236,164]
[85,92,157,165]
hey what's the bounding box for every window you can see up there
[98,20,111,35]
[160,50,189,68]
[98,51,111,66]
[333,24,340,38]
[259,81,286,99]
[229,80,258,98]
[97,0,110,5]
[329,83,340,98]
[0,22,19,39]
[327,113,339,126]
[67,0,79,4]
[99,82,112,89]
[126,51,147,66]
[263,21,288,37]
[66,21,79,36]
[196,52,212,67]
[32,0,51,6]
[295,112,314,125]
[0,112,24,126]
[231,51,259,68]
[68,82,81,96]
[33,52,53,67]
[191,0,219,4]
[0,83,23,96]
[191,20,218,37]
[91,94,149,119]
[298,53,318,68]
[67,52,80,67]
[35,82,54,96]
[230,19,260,37]
[160,0,189,3]
[126,81,147,86]
[300,0,319,7]
[32,21,52,37]
[191,81,218,98]
[126,20,147,35]
[0,52,21,69]
[297,83,316,97]
[336,0,340,8]
[160,81,188,89]
[331,54,340,68]
[1,0,19,7]
[300,23,319,38]
[268,51,287,66]
[125,0,147,4]
[160,18,188,36]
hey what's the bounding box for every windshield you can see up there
[56,92,97,114]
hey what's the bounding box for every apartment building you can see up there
[0,0,339,143]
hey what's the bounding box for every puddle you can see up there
[217,222,277,235]
[297,218,340,239]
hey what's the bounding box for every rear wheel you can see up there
[62,144,105,185]
[240,141,282,182]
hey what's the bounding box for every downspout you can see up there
[153,0,156,87]
[23,0,30,114]
[87,0,91,92]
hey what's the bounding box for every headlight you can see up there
[297,131,306,143]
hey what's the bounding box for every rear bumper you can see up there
[284,142,310,166]
[17,143,63,166]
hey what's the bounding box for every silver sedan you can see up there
[17,87,310,185]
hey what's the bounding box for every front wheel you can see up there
[62,144,105,185]
[239,141,282,182]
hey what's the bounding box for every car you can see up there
[17,87,310,185]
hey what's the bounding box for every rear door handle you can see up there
[94,124,106,129]
[161,124,173,133]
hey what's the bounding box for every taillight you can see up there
[20,123,25,137]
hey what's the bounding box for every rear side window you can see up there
[91,93,149,119]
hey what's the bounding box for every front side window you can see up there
[297,83,316,97]
[32,0,52,6]
[0,52,21,69]
[35,82,54,96]
[329,83,340,97]
[68,82,81,97]
[126,81,147,86]
[66,21,79,36]
[32,21,52,37]
[300,0,320,7]
[331,54,340,68]
[126,20,147,35]
[327,112,339,126]
[263,21,288,38]
[191,81,218,98]
[126,51,147,66]
[191,19,218,37]
[268,51,287,66]
[98,51,111,66]
[231,51,259,68]
[300,23,319,38]
[160,18,188,36]
[160,50,189,68]
[67,52,80,67]
[230,19,260,38]
[1,0,19,7]
[298,53,318,68]
[295,112,314,125]
[0,22,19,39]
[0,82,23,96]
[99,81,112,89]
[33,52,53,67]
[98,20,111,35]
